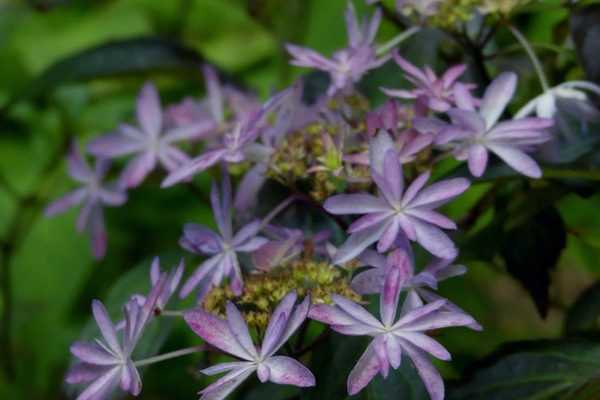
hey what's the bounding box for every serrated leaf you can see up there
[449,340,600,400]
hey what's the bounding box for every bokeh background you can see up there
[1,0,600,399]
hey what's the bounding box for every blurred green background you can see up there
[1,0,600,399]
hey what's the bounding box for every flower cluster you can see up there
[48,1,599,399]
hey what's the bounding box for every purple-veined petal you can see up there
[181,223,222,254]
[467,144,489,177]
[120,360,142,395]
[377,218,400,252]
[347,341,381,395]
[380,249,409,326]
[261,313,288,359]
[333,222,387,265]
[331,323,380,336]
[232,220,261,247]
[183,309,254,361]
[74,366,121,400]
[393,51,429,84]
[480,72,517,129]
[348,212,394,234]
[400,340,444,400]
[351,268,385,295]
[263,356,316,387]
[324,193,389,215]
[163,120,216,143]
[401,171,431,207]
[447,109,485,133]
[137,82,162,138]
[411,218,458,260]
[308,304,361,326]
[45,188,86,216]
[486,143,542,178]
[269,295,310,355]
[417,290,482,331]
[91,300,121,355]
[200,365,255,400]
[400,310,477,331]
[286,44,338,71]
[395,332,450,360]
[201,362,252,376]
[161,149,226,188]
[65,363,108,384]
[373,335,389,378]
[234,237,268,253]
[332,294,382,328]
[71,342,117,366]
[383,150,403,201]
[87,134,144,158]
[405,209,456,230]
[385,334,402,369]
[226,302,258,359]
[179,254,223,298]
[407,178,470,209]
[491,117,554,133]
[393,299,447,329]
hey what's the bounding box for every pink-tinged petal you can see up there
[87,134,144,158]
[351,268,384,295]
[309,304,360,326]
[333,222,388,265]
[377,218,400,253]
[486,144,542,178]
[393,51,429,84]
[137,82,162,138]
[75,366,121,400]
[65,363,107,384]
[383,150,403,200]
[373,335,389,378]
[200,366,255,400]
[203,65,224,124]
[405,209,456,230]
[380,249,409,326]
[332,294,382,328]
[270,295,310,355]
[453,83,475,111]
[369,130,396,176]
[226,302,258,359]
[161,149,226,188]
[263,356,316,387]
[411,219,457,259]
[480,72,517,129]
[395,332,450,360]
[407,178,470,209]
[324,193,389,215]
[447,109,485,133]
[385,335,402,369]
[286,44,338,71]
[201,362,252,376]
[442,64,466,88]
[347,341,381,395]
[179,254,223,298]
[183,309,254,361]
[45,188,86,217]
[467,144,489,177]
[401,341,445,400]
[70,342,117,366]
[401,171,431,207]
[119,152,156,189]
[91,300,121,355]
[393,299,447,329]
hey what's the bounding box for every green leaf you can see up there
[449,339,600,400]
[566,282,600,334]
[16,36,204,103]
[500,206,567,317]
[571,4,600,84]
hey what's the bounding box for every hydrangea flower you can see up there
[45,145,126,259]
[88,82,217,188]
[325,138,469,263]
[310,249,475,398]
[184,291,315,399]
[127,257,184,313]
[352,250,482,331]
[437,72,554,178]
[382,51,473,112]
[286,4,388,95]
[179,172,268,299]
[66,274,166,400]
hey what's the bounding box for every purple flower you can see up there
[286,4,388,95]
[324,137,469,263]
[438,72,554,178]
[352,250,482,331]
[382,51,473,112]
[309,249,475,398]
[45,145,126,259]
[179,172,268,299]
[66,275,166,400]
[88,82,216,188]
[184,291,315,399]
[127,257,185,313]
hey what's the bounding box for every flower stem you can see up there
[260,194,299,229]
[508,24,550,91]
[160,309,185,317]
[134,345,204,367]
[376,26,420,57]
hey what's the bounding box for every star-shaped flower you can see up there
[178,172,268,299]
[45,145,126,259]
[66,274,166,400]
[184,291,315,400]
[309,249,476,398]
[286,4,388,95]
[437,72,554,178]
[88,82,216,188]
[382,51,473,112]
[325,136,469,263]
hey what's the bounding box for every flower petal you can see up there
[263,356,315,387]
[480,72,517,129]
[137,82,162,138]
[332,295,382,328]
[401,340,445,400]
[347,341,381,395]
[45,188,86,217]
[333,222,388,265]
[467,144,489,177]
[70,342,117,366]
[324,194,389,215]
[91,300,121,355]
[161,149,227,188]
[486,144,542,178]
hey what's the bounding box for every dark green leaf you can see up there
[571,4,600,84]
[500,206,567,317]
[449,339,600,400]
[566,282,600,334]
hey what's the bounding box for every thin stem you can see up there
[160,309,186,317]
[376,26,421,57]
[260,194,299,229]
[134,345,205,367]
[508,24,550,91]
